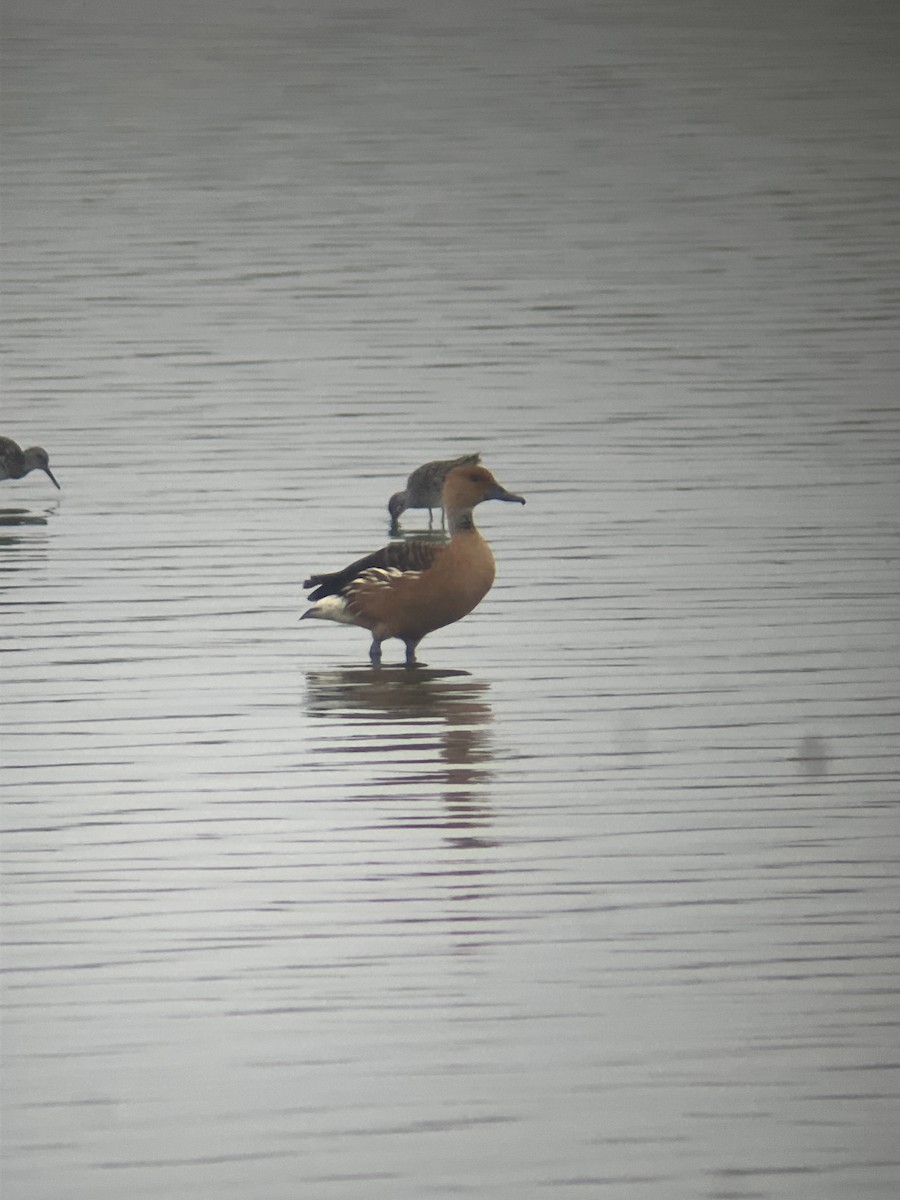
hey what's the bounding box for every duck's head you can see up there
[441,465,525,513]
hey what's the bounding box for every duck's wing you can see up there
[304,538,444,600]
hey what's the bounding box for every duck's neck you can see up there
[448,507,477,535]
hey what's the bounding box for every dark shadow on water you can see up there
[0,505,52,529]
[387,525,451,543]
[0,506,54,568]
[304,667,494,846]
[793,734,830,778]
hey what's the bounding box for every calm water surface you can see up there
[2,2,899,1198]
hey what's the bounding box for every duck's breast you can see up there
[404,532,496,635]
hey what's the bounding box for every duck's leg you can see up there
[404,638,423,667]
[369,637,383,666]
[427,507,434,528]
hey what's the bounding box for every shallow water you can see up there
[2,1,899,1198]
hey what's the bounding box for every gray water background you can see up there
[1,1,899,1197]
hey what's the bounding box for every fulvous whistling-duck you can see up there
[303,464,524,666]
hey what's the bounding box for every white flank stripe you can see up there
[303,595,356,624]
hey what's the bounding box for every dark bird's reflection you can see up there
[0,505,52,529]
[793,734,830,778]
[0,506,55,578]
[304,667,494,847]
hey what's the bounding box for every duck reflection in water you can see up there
[304,668,495,847]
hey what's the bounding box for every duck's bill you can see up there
[487,483,525,505]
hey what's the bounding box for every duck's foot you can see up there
[369,638,383,666]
